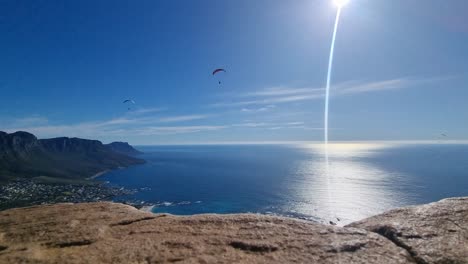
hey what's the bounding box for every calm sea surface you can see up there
[100,143,468,225]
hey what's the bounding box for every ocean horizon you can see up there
[132,140,468,146]
[100,142,468,225]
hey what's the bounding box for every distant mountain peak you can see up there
[0,131,144,181]
[40,137,103,153]
[105,142,143,156]
[0,131,39,157]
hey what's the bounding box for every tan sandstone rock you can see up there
[348,197,468,264]
[0,202,412,263]
[0,197,466,263]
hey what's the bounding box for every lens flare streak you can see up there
[325,8,342,158]
[324,7,343,223]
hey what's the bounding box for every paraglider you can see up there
[437,133,448,141]
[434,133,449,144]
[123,99,135,110]
[212,68,226,85]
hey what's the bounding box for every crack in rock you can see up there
[229,241,278,253]
[47,240,94,248]
[111,216,156,226]
[326,242,367,253]
[401,234,423,239]
[371,226,429,264]
[447,219,467,232]
[167,257,184,262]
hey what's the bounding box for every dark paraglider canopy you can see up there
[123,99,135,110]
[212,68,226,75]
[212,68,226,85]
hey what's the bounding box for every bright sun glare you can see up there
[333,0,350,8]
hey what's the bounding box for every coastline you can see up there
[139,205,155,213]
[87,164,139,181]
[87,170,110,180]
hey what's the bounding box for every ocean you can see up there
[100,143,468,225]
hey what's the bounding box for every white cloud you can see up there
[98,113,210,126]
[232,122,270,128]
[287,122,305,126]
[5,121,226,138]
[158,115,210,123]
[4,109,217,140]
[244,87,323,97]
[5,123,110,138]
[241,105,276,113]
[336,79,409,95]
[7,116,49,127]
[133,125,226,135]
[229,121,321,131]
[4,112,322,141]
[100,117,140,126]
[13,78,415,142]
[213,77,443,107]
[212,93,323,107]
[128,107,165,115]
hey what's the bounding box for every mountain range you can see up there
[0,131,144,182]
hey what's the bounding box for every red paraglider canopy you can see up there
[212,68,226,75]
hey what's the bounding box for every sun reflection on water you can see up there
[286,143,412,225]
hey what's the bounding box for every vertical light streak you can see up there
[325,8,342,163]
[324,8,343,226]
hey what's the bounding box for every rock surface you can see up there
[0,197,466,263]
[348,197,468,264]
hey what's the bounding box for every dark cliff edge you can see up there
[0,131,145,182]
[105,141,143,156]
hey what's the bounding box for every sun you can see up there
[333,0,350,8]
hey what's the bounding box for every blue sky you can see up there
[1,0,467,144]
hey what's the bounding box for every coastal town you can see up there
[0,179,150,210]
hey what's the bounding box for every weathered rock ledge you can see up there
[0,197,466,263]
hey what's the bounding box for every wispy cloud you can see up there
[241,105,276,113]
[133,125,226,136]
[232,122,270,128]
[8,77,415,144]
[158,114,210,123]
[4,111,214,139]
[229,121,321,131]
[287,122,305,126]
[97,113,210,127]
[5,121,224,139]
[128,107,165,115]
[213,77,444,107]
[8,116,49,127]
[336,79,410,95]
[4,110,324,142]
[268,126,323,131]
[5,123,111,138]
[212,93,323,107]
[244,87,323,97]
[211,86,323,107]
[100,117,142,126]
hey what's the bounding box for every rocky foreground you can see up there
[0,198,466,264]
